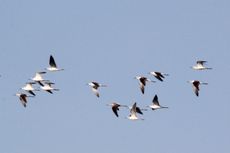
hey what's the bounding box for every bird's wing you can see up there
[139,77,146,86]
[112,106,119,117]
[38,71,47,74]
[37,81,44,86]
[152,95,160,106]
[197,60,207,65]
[20,94,27,103]
[28,91,36,96]
[193,87,199,96]
[92,87,99,97]
[92,82,100,89]
[193,81,200,91]
[136,107,143,115]
[192,82,199,96]
[46,90,53,94]
[131,102,137,114]
[155,75,163,81]
[155,72,165,78]
[49,55,57,68]
[140,84,145,94]
[21,101,26,107]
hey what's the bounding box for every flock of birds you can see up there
[15,57,212,121]
[15,55,64,107]
[91,60,212,120]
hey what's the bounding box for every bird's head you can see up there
[134,76,141,80]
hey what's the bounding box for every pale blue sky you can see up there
[0,0,229,153]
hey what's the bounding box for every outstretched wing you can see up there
[192,81,200,96]
[20,94,27,103]
[155,75,163,81]
[139,77,146,86]
[131,102,137,114]
[152,95,160,106]
[28,90,36,96]
[136,107,143,115]
[46,90,53,94]
[92,87,99,97]
[112,106,119,117]
[49,55,57,68]
[197,60,207,65]
[140,84,145,94]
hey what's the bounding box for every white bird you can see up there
[15,93,33,107]
[127,102,144,120]
[135,76,155,94]
[87,81,107,98]
[31,72,48,85]
[191,60,212,70]
[149,71,169,82]
[46,55,64,72]
[40,82,59,94]
[148,95,168,110]
[188,80,208,96]
[21,82,39,96]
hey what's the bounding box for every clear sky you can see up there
[0,0,229,153]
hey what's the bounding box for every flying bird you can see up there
[87,81,107,98]
[15,93,33,107]
[21,82,39,96]
[46,55,64,72]
[31,72,49,85]
[127,102,144,120]
[135,76,155,94]
[148,95,168,110]
[188,80,208,96]
[149,71,169,82]
[107,102,127,117]
[40,82,59,94]
[191,60,212,70]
